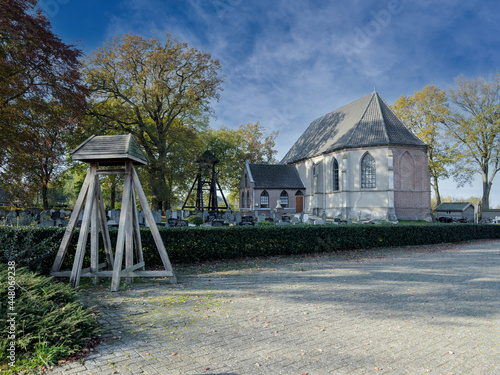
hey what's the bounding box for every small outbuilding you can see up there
[240,161,306,215]
[434,202,475,222]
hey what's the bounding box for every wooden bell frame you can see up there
[51,161,176,291]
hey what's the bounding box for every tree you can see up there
[202,122,279,204]
[0,0,87,208]
[85,33,223,211]
[392,85,458,206]
[446,74,500,210]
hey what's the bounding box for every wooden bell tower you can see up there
[50,134,176,291]
[182,150,229,215]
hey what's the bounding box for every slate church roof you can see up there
[71,134,147,165]
[247,163,305,189]
[281,92,426,164]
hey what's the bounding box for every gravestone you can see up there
[276,221,290,226]
[137,210,145,226]
[228,213,235,224]
[18,211,33,226]
[167,218,177,227]
[39,210,53,227]
[291,217,300,225]
[322,211,327,223]
[166,210,172,219]
[211,219,225,227]
[175,220,188,227]
[152,210,162,224]
[302,213,309,224]
[258,213,266,222]
[235,211,242,224]
[240,215,254,226]
[171,211,178,219]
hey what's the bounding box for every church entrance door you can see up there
[296,196,303,213]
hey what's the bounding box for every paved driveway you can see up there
[51,240,500,374]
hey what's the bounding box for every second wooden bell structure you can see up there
[50,134,176,291]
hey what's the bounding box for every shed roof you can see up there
[248,164,305,189]
[71,134,147,165]
[434,202,474,212]
[281,92,426,164]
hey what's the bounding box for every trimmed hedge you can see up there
[1,224,500,274]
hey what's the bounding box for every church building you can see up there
[239,92,432,221]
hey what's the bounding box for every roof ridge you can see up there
[344,92,376,147]
[374,92,390,143]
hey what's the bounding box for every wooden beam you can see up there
[51,169,93,272]
[90,191,99,284]
[120,262,145,276]
[95,177,114,268]
[131,191,145,270]
[125,188,134,283]
[132,167,177,284]
[97,169,126,175]
[70,163,98,288]
[111,161,133,292]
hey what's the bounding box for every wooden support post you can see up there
[125,179,134,284]
[51,170,93,273]
[132,167,177,283]
[90,190,99,284]
[95,177,114,268]
[70,163,98,288]
[111,161,133,292]
[131,192,145,270]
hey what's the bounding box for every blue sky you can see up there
[42,0,500,206]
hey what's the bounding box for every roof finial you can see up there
[374,86,377,93]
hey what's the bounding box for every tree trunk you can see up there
[431,177,441,207]
[482,179,491,210]
[42,183,49,210]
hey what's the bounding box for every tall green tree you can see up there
[0,0,87,208]
[202,122,278,205]
[85,33,223,211]
[446,74,500,210]
[392,85,458,206]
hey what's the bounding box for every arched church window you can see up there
[361,153,376,188]
[333,158,340,191]
[260,191,269,208]
[246,191,250,208]
[280,190,289,208]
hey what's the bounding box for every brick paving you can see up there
[50,239,500,375]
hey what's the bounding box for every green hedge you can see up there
[1,224,500,274]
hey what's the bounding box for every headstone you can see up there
[166,210,172,219]
[39,210,54,227]
[291,217,300,225]
[152,210,162,224]
[322,211,327,222]
[167,218,177,227]
[137,210,145,226]
[274,213,282,222]
[282,215,291,223]
[51,211,60,220]
[258,213,266,222]
[175,220,188,227]
[314,219,325,225]
[240,215,254,225]
[302,213,309,224]
[18,211,33,226]
[235,211,242,224]
[177,210,183,220]
[276,221,290,226]
[228,213,235,224]
[211,219,225,227]
[203,211,209,222]
[171,211,178,219]
[107,220,118,227]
